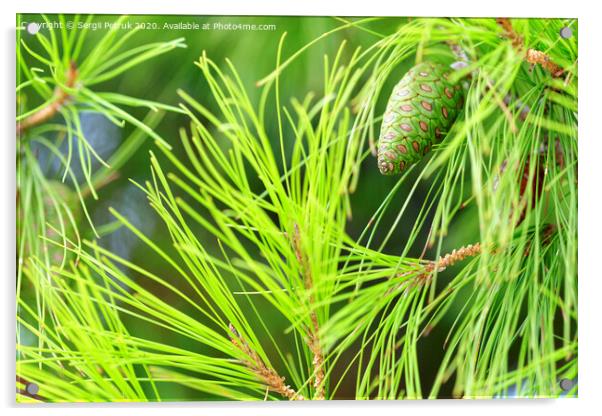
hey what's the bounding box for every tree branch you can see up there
[17,61,78,135]
[397,243,483,287]
[291,223,325,400]
[422,243,482,276]
[496,18,564,78]
[16,375,46,402]
[228,324,305,400]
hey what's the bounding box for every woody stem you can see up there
[17,62,78,135]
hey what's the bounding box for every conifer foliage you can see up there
[16,16,577,401]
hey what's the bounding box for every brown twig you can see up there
[496,18,564,78]
[307,312,325,399]
[413,232,556,283]
[16,376,46,402]
[17,61,79,135]
[228,324,305,400]
[384,243,483,308]
[80,171,121,199]
[496,18,524,50]
[412,243,482,284]
[291,223,325,400]
[524,49,565,78]
[424,243,482,274]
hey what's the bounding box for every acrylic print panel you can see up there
[16,14,578,402]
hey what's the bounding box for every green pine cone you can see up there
[377,61,464,175]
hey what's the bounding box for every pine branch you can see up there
[414,230,556,283]
[417,223,559,283]
[408,243,483,284]
[308,312,325,399]
[80,171,120,199]
[496,18,564,78]
[16,376,46,402]
[291,223,325,400]
[425,243,482,274]
[17,61,79,135]
[228,324,305,400]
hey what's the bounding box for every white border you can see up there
[3,1,600,415]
